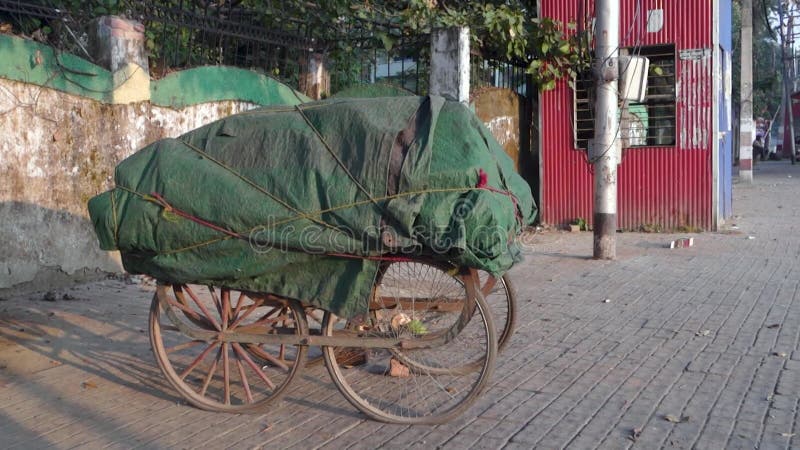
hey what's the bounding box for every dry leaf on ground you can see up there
[665,414,690,423]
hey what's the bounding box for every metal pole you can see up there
[740,0,755,179]
[592,0,620,260]
[779,0,797,164]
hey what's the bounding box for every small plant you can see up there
[675,225,701,233]
[407,319,428,335]
[639,223,663,233]
[573,217,587,231]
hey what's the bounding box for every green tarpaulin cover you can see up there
[88,96,536,318]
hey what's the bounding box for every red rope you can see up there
[148,192,415,262]
[150,193,245,240]
[149,168,523,261]
[476,169,524,227]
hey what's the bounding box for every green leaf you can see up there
[378,32,395,52]
[162,209,181,223]
[407,319,428,335]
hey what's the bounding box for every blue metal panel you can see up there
[719,0,733,51]
[719,49,733,219]
[719,0,734,220]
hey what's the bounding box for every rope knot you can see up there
[476,169,488,188]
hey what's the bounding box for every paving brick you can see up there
[727,420,762,450]
[686,352,720,374]
[438,431,482,450]
[708,352,743,377]
[759,425,794,450]
[469,435,507,449]
[692,415,734,450]
[477,417,526,440]
[534,412,590,448]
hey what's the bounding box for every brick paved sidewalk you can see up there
[2,161,800,449]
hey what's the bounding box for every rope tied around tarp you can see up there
[476,168,524,228]
[178,139,355,240]
[134,167,523,258]
[294,104,381,207]
[147,192,416,262]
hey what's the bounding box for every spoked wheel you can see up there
[372,261,513,375]
[149,284,308,413]
[480,272,517,352]
[322,264,496,424]
[303,308,327,366]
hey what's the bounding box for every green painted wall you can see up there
[0,34,308,107]
[150,66,310,108]
[0,34,112,102]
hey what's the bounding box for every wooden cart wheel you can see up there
[367,261,514,375]
[321,265,497,424]
[149,284,308,413]
[302,266,516,370]
[302,308,327,367]
[480,272,517,352]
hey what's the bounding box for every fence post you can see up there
[88,16,150,104]
[429,27,470,103]
[299,53,330,100]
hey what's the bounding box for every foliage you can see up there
[733,0,784,120]
[1,0,122,42]
[384,1,586,91]
[2,1,584,92]
[236,0,585,92]
[573,217,587,231]
[406,319,428,335]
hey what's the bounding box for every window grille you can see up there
[573,44,677,149]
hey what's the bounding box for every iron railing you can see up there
[0,0,533,97]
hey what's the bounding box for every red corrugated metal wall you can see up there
[540,0,713,230]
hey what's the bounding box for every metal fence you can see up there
[0,0,98,61]
[328,33,529,97]
[0,0,531,96]
[0,0,315,86]
[133,2,314,84]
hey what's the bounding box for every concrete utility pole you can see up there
[429,27,470,103]
[592,0,620,260]
[779,0,797,164]
[739,0,754,180]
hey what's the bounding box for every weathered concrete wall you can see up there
[0,30,308,293]
[0,78,264,291]
[472,88,523,171]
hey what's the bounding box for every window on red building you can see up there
[573,44,677,149]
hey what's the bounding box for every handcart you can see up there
[89,96,535,424]
[149,259,500,424]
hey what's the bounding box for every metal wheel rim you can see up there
[321,270,496,424]
[149,284,308,413]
